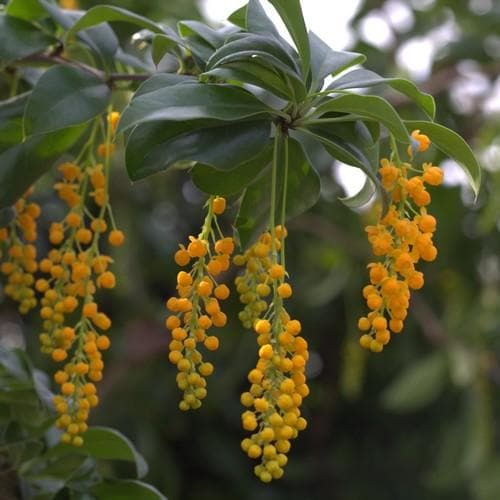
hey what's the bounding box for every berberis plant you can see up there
[0,0,481,495]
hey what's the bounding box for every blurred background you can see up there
[2,0,500,499]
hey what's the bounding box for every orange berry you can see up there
[97,271,116,289]
[277,283,292,298]
[52,349,68,362]
[212,196,226,215]
[96,335,111,350]
[204,336,219,351]
[108,230,124,247]
[269,264,285,280]
[76,228,92,245]
[214,284,230,300]
[174,249,190,266]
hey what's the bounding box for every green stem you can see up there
[390,134,402,166]
[269,128,281,260]
[280,135,289,269]
[298,115,360,127]
[9,70,19,98]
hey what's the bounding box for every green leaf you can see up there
[37,0,119,61]
[309,31,365,91]
[65,5,166,41]
[246,0,281,41]
[206,33,305,101]
[126,120,271,180]
[117,83,274,134]
[296,127,375,181]
[207,32,300,74]
[134,74,196,97]
[0,92,31,151]
[0,14,57,62]
[191,145,272,195]
[312,94,410,144]
[297,124,388,213]
[381,352,448,412]
[75,426,148,478]
[6,0,47,21]
[151,34,181,66]
[241,0,301,81]
[228,5,247,28]
[178,20,230,49]
[91,480,167,500]
[27,455,91,481]
[339,177,376,208]
[0,92,31,121]
[404,120,482,196]
[24,65,110,136]
[202,62,293,101]
[267,0,310,77]
[330,69,435,119]
[0,125,86,209]
[235,138,320,247]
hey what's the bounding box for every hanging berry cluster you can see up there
[25,111,123,446]
[0,190,40,314]
[166,196,233,411]
[234,226,309,483]
[358,130,443,353]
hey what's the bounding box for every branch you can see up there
[19,51,152,86]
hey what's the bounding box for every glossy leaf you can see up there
[297,125,388,213]
[246,0,278,38]
[202,62,292,101]
[0,14,56,62]
[309,31,365,91]
[206,33,305,100]
[178,20,229,48]
[126,120,271,180]
[228,4,247,28]
[191,145,272,195]
[0,92,31,121]
[134,74,196,97]
[6,0,47,21]
[0,125,86,209]
[24,65,110,136]
[117,83,274,134]
[330,68,435,119]
[297,127,375,181]
[37,0,119,61]
[267,0,310,77]
[312,94,410,144]
[207,33,301,78]
[66,5,166,40]
[91,480,167,500]
[339,177,376,208]
[0,92,30,150]
[289,129,333,173]
[381,352,448,413]
[151,34,181,66]
[49,427,148,478]
[236,138,320,247]
[404,120,482,196]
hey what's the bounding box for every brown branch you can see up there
[20,52,153,86]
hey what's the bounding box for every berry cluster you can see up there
[166,196,234,410]
[0,190,40,314]
[36,112,124,445]
[235,227,308,482]
[358,130,443,352]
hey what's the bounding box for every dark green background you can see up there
[1,1,500,499]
